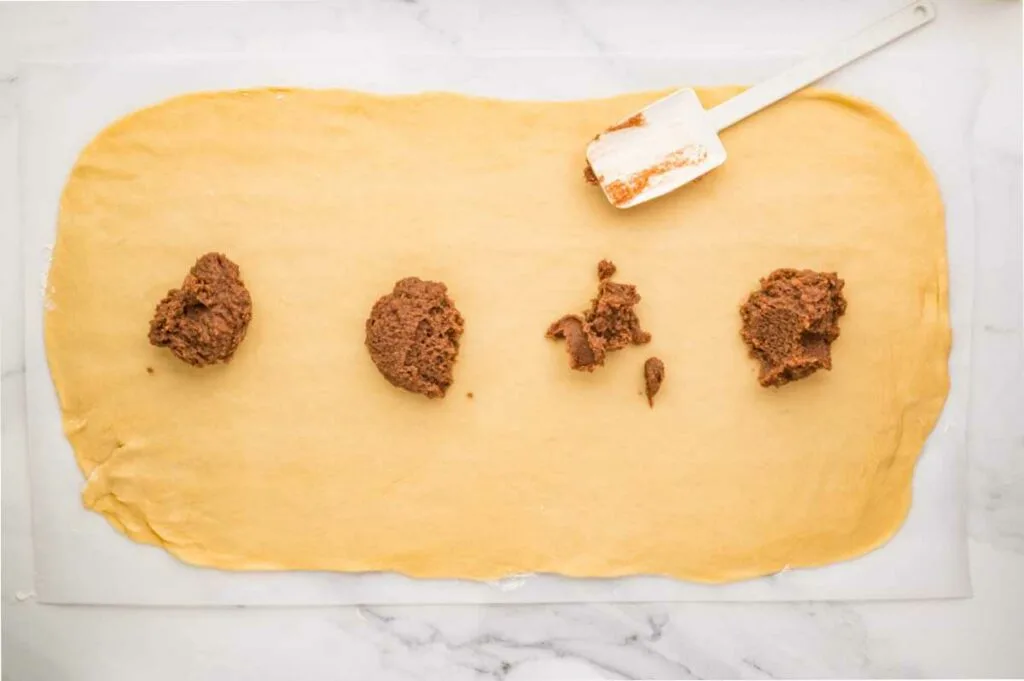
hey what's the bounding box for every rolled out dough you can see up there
[45,86,949,582]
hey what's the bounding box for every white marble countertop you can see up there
[2,1,1021,678]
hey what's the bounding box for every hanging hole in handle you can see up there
[913,4,930,19]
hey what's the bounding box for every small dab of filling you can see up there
[365,277,464,398]
[148,252,253,367]
[740,269,847,387]
[605,112,647,134]
[546,260,651,372]
[643,357,665,407]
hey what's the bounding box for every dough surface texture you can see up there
[45,86,949,582]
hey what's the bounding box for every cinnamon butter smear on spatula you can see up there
[586,0,935,208]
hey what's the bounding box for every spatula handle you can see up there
[708,0,936,132]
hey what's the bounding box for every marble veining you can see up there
[339,602,916,679]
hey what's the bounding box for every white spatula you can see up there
[586,0,936,209]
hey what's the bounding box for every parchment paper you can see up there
[21,52,979,604]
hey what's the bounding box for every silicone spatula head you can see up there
[586,0,936,209]
[585,89,727,209]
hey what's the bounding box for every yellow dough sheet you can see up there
[45,86,949,583]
